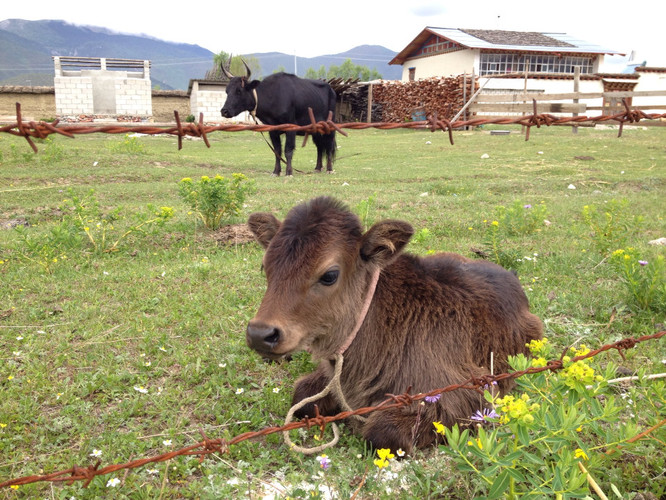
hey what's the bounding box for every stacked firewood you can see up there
[372,76,477,122]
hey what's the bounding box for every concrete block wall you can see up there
[54,76,94,115]
[115,78,152,116]
[190,87,227,122]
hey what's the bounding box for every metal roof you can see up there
[390,27,624,65]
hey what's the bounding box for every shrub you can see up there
[178,174,255,230]
[610,248,666,311]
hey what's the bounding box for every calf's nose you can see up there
[246,321,282,352]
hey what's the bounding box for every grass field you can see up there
[0,124,665,499]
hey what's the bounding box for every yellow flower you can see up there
[433,421,445,435]
[531,357,547,368]
[575,448,589,461]
[526,338,549,355]
[374,448,394,468]
[491,220,499,227]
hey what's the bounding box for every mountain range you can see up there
[0,19,400,90]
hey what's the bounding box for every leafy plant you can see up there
[581,199,643,255]
[483,219,523,270]
[61,188,174,254]
[106,134,145,154]
[13,225,72,273]
[178,174,255,230]
[496,200,548,236]
[610,248,666,311]
[355,192,377,231]
[437,339,660,499]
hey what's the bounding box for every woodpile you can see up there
[372,76,477,122]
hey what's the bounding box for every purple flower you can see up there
[483,381,498,391]
[316,454,331,470]
[471,408,499,422]
[523,204,532,209]
[424,394,441,403]
[638,260,648,266]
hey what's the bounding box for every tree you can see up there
[207,51,262,80]
[305,59,382,81]
[305,65,327,79]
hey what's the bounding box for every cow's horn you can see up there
[242,58,252,80]
[220,55,234,80]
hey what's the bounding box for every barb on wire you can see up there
[3,101,665,154]
[0,330,663,490]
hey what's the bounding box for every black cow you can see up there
[220,60,337,176]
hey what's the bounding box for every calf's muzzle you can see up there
[246,320,282,354]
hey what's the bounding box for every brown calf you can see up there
[247,196,543,453]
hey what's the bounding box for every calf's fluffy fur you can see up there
[247,197,542,452]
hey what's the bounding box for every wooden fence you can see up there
[469,89,666,118]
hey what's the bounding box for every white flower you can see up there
[103,271,109,276]
[12,351,21,357]
[144,361,151,367]
[147,469,159,475]
[235,388,244,395]
[219,363,227,368]
[163,439,172,447]
[90,449,103,458]
[16,336,23,341]
[396,448,405,457]
[133,386,148,394]
[106,478,120,488]
[272,387,280,393]
[159,346,167,352]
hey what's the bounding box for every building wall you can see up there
[401,50,478,80]
[634,70,666,112]
[152,91,190,123]
[54,75,94,115]
[0,87,56,121]
[53,57,152,117]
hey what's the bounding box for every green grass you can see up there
[0,125,665,499]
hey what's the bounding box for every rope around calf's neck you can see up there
[282,269,381,455]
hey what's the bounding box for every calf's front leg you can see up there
[292,365,340,419]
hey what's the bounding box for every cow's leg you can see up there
[292,366,340,418]
[361,401,456,454]
[312,134,324,173]
[284,132,296,176]
[325,133,336,173]
[269,131,282,176]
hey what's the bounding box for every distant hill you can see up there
[0,19,400,90]
[252,45,401,80]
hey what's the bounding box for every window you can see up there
[408,67,416,81]
[479,53,593,76]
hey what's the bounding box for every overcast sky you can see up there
[3,0,664,69]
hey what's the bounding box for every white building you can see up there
[389,27,622,82]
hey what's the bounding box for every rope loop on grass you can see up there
[282,353,366,455]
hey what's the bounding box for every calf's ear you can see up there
[360,220,414,266]
[247,212,281,249]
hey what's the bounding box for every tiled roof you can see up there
[461,29,575,48]
[390,27,624,65]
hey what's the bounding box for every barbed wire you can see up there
[1,99,665,154]
[0,330,663,490]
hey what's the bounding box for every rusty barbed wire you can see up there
[1,99,665,154]
[0,330,663,490]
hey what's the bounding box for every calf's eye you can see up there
[319,269,339,286]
